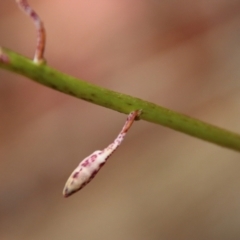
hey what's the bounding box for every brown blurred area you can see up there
[1,0,240,239]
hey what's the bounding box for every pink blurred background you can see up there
[1,0,240,239]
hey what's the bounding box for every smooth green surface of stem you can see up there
[1,48,240,152]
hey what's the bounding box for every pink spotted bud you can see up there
[63,150,105,197]
[63,110,141,197]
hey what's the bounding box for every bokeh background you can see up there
[1,0,240,239]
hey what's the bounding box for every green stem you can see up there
[1,47,240,152]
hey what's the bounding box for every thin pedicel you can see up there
[15,0,46,64]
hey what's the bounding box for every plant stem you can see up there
[1,47,240,152]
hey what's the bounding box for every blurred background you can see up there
[1,0,240,239]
